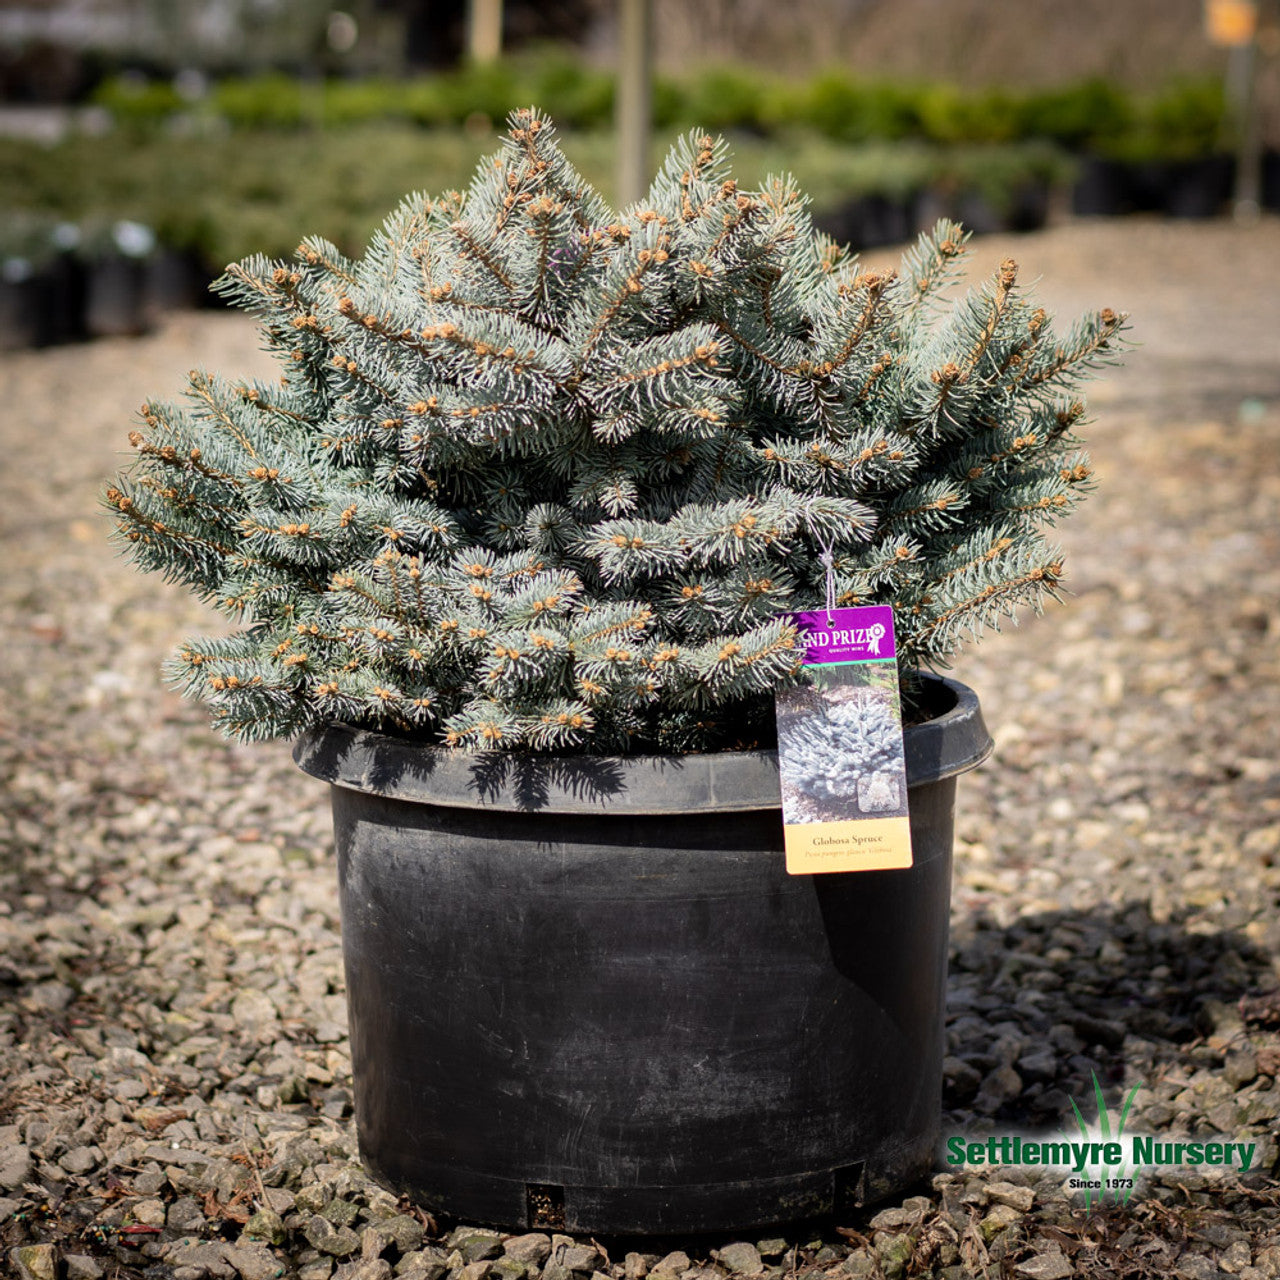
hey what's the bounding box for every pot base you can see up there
[363,1134,935,1235]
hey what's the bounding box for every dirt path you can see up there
[2,216,1280,1279]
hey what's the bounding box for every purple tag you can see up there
[792,605,897,665]
[777,603,912,873]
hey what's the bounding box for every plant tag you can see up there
[776,605,912,874]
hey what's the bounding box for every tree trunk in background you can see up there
[616,0,652,208]
[1228,37,1264,218]
[468,0,503,63]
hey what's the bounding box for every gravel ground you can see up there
[2,216,1280,1280]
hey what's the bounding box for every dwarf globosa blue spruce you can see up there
[108,108,1125,753]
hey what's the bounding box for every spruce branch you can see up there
[109,110,1125,750]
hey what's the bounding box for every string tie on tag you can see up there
[817,539,837,623]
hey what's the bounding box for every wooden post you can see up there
[467,0,503,65]
[1228,36,1262,220]
[1206,0,1262,220]
[616,0,653,208]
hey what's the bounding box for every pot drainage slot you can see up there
[833,1162,867,1215]
[526,1183,566,1230]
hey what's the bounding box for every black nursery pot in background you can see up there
[1072,152,1235,219]
[0,267,43,353]
[1071,156,1134,217]
[145,248,213,321]
[1264,150,1280,212]
[0,252,85,351]
[814,194,915,252]
[84,254,150,339]
[295,673,992,1235]
[1160,154,1234,219]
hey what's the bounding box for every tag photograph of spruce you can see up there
[108,108,1125,755]
[776,662,909,823]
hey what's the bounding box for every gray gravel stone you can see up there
[1015,1051,1058,1083]
[9,1245,58,1280]
[336,1262,393,1280]
[169,1197,208,1233]
[226,1242,284,1280]
[134,1165,168,1195]
[490,1258,528,1280]
[0,1145,33,1190]
[987,1182,1035,1212]
[715,1244,761,1275]
[170,1241,238,1280]
[1175,1255,1221,1280]
[26,981,75,1012]
[504,1235,552,1266]
[296,1185,335,1215]
[868,1206,919,1231]
[1014,1252,1073,1280]
[362,1229,391,1261]
[973,1065,1023,1115]
[873,1235,913,1280]
[64,1256,105,1280]
[980,1204,1023,1240]
[843,1253,875,1279]
[374,1215,424,1255]
[324,1200,361,1229]
[246,1207,288,1245]
[279,1076,310,1105]
[453,1232,504,1263]
[559,1246,602,1273]
[58,1144,99,1174]
[133,1197,168,1227]
[306,1216,362,1259]
[396,1252,448,1280]
[1225,1052,1259,1088]
[1221,1242,1253,1272]
[651,1253,691,1277]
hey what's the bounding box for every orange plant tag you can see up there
[1206,0,1257,46]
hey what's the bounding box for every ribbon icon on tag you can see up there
[866,623,886,656]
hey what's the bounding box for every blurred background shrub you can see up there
[1,0,1274,348]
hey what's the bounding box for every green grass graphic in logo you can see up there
[1068,1071,1142,1212]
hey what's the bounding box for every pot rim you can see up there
[292,671,991,815]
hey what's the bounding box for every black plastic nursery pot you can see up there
[84,255,149,339]
[814,193,915,253]
[1071,155,1133,217]
[1265,150,1280,212]
[294,673,992,1235]
[0,257,85,351]
[1160,154,1234,220]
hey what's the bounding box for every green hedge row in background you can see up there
[91,51,1228,159]
[0,126,1076,272]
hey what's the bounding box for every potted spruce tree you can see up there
[108,109,1124,1235]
